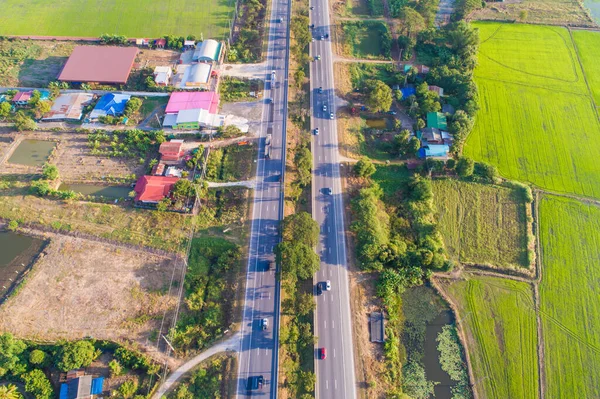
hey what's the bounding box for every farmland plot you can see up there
[572,30,600,104]
[441,275,539,399]
[539,195,600,399]
[431,179,530,269]
[464,23,600,199]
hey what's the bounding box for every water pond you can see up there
[58,183,132,199]
[0,231,44,298]
[8,139,56,167]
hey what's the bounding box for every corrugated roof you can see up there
[43,93,94,121]
[165,91,219,114]
[370,312,384,343]
[58,46,138,84]
[187,63,211,85]
[89,93,131,119]
[134,175,179,202]
[193,39,220,61]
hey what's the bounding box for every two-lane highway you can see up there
[309,1,358,398]
[236,0,292,396]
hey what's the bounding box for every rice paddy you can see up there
[464,23,600,199]
[538,195,600,399]
[431,179,530,269]
[441,274,540,399]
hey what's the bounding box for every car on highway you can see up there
[318,86,323,94]
[330,112,334,119]
[310,5,314,9]
[316,284,323,295]
[310,24,315,29]
[322,104,327,112]
[325,280,331,290]
[323,187,332,195]
[319,347,327,359]
[265,98,272,104]
[314,128,319,135]
[320,35,324,40]
[246,375,264,391]
[261,318,269,330]
[325,33,329,39]
[271,70,276,79]
[267,260,276,271]
[276,17,282,22]
[315,55,321,60]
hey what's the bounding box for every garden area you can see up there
[340,21,392,60]
[205,143,256,182]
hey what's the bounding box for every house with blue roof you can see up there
[89,93,131,121]
[59,375,104,399]
[418,144,450,158]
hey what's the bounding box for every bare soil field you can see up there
[0,131,143,181]
[470,0,595,26]
[135,49,180,69]
[0,233,182,347]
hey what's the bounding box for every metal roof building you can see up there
[185,63,212,87]
[193,39,221,62]
[165,91,219,114]
[42,93,94,121]
[58,46,138,85]
[89,93,131,120]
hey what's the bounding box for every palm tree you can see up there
[0,384,23,399]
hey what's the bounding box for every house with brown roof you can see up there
[159,140,185,163]
[428,85,444,96]
[58,46,138,85]
[133,175,179,204]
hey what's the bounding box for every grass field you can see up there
[539,195,600,398]
[432,179,530,269]
[572,30,600,105]
[340,21,392,60]
[0,0,235,39]
[442,275,539,399]
[464,23,600,199]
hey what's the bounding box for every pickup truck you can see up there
[247,375,264,391]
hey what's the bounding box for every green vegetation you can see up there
[167,355,237,399]
[87,129,166,160]
[0,0,234,38]
[0,333,159,399]
[348,63,403,89]
[443,275,539,399]
[41,163,58,180]
[205,144,255,182]
[276,212,318,398]
[364,79,393,112]
[539,196,600,398]
[464,23,600,198]
[341,21,392,60]
[229,0,266,62]
[218,77,263,102]
[171,237,242,355]
[572,30,600,104]
[432,179,531,269]
[196,187,250,231]
[437,325,470,398]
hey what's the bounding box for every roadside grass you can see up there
[0,38,74,87]
[205,143,256,182]
[340,21,392,59]
[219,77,264,102]
[572,29,600,104]
[371,164,411,199]
[0,181,189,252]
[334,0,383,16]
[440,274,540,399]
[0,0,234,38]
[196,187,251,233]
[464,22,600,199]
[431,179,530,269]
[165,354,238,399]
[539,195,600,399]
[348,62,402,88]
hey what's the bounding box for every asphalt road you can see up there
[309,2,358,399]
[235,0,291,396]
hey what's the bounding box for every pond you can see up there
[8,139,56,167]
[0,231,45,298]
[584,0,600,23]
[424,310,456,399]
[58,183,132,199]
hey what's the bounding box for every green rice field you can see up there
[432,179,529,269]
[539,195,600,398]
[442,275,539,399]
[572,30,600,105]
[464,23,600,199]
[0,0,235,39]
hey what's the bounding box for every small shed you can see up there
[418,144,450,158]
[420,127,442,144]
[427,112,447,130]
[428,85,444,96]
[400,85,416,99]
[370,312,385,343]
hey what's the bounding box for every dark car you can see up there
[323,187,332,195]
[319,347,327,359]
[310,5,314,9]
[247,375,264,390]
[314,128,319,135]
[316,284,323,295]
[318,86,323,94]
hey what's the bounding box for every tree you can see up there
[172,179,193,200]
[393,129,411,155]
[407,175,433,201]
[296,292,315,316]
[275,242,320,281]
[0,102,11,120]
[21,370,53,399]
[42,163,59,180]
[56,340,98,372]
[35,101,51,119]
[118,380,138,399]
[354,157,376,178]
[29,349,47,366]
[281,212,320,248]
[28,90,41,107]
[123,97,142,117]
[519,10,528,21]
[156,197,170,212]
[0,384,22,399]
[400,7,426,38]
[13,111,36,132]
[364,80,393,112]
[474,162,498,181]
[108,359,123,377]
[456,157,474,178]
[407,137,421,156]
[217,125,243,138]
[294,145,312,187]
[7,220,18,232]
[0,333,27,378]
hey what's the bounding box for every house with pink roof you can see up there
[165,91,220,115]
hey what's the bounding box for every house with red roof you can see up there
[134,175,179,204]
[58,46,138,85]
[159,140,185,163]
[165,91,219,115]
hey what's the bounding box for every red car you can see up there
[319,347,327,359]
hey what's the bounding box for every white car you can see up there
[325,280,331,290]
[322,104,327,112]
[330,112,334,119]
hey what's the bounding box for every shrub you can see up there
[29,349,47,366]
[42,163,59,180]
[7,220,19,231]
[21,369,53,399]
[55,340,99,372]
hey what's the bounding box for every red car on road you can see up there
[319,347,327,359]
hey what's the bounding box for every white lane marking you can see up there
[265,348,269,356]
[328,247,331,254]
[335,380,338,390]
[324,320,327,329]
[326,380,329,390]
[334,349,336,358]
[266,206,269,212]
[328,226,330,233]
[332,320,335,329]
